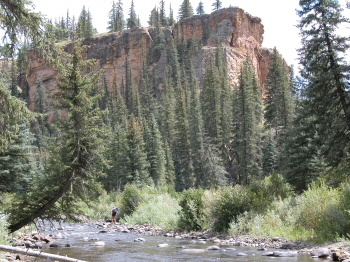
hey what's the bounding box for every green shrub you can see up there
[295,180,341,241]
[120,184,143,216]
[123,193,180,230]
[78,190,122,220]
[212,185,253,232]
[178,188,205,231]
[249,173,293,212]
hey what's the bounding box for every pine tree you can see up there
[164,141,175,188]
[201,59,222,146]
[232,60,263,184]
[264,47,293,133]
[103,123,127,191]
[0,0,42,56]
[173,84,194,191]
[145,114,166,186]
[32,80,50,149]
[148,6,159,27]
[262,130,278,176]
[8,43,106,233]
[160,74,176,149]
[159,0,167,26]
[0,82,37,194]
[116,0,125,31]
[127,0,139,29]
[107,1,117,32]
[297,0,350,169]
[10,60,19,97]
[124,115,152,187]
[196,1,205,15]
[212,0,222,11]
[168,4,176,26]
[178,0,194,20]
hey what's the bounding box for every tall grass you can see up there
[122,193,180,230]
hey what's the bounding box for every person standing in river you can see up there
[111,207,118,224]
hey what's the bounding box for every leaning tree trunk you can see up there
[0,244,86,262]
[8,171,75,233]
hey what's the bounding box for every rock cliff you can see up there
[26,7,274,111]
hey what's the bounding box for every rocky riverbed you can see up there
[4,220,350,262]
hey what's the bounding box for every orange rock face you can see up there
[25,7,276,111]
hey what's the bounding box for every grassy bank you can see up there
[79,175,350,243]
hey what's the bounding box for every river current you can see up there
[37,223,326,262]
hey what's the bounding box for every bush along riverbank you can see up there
[84,176,350,243]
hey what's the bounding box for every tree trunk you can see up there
[0,244,86,262]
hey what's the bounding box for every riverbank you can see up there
[99,220,350,260]
[4,220,350,261]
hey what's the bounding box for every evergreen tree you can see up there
[262,130,278,176]
[124,115,152,187]
[0,0,42,56]
[10,60,19,97]
[107,1,117,32]
[264,47,293,133]
[196,1,205,15]
[232,60,263,184]
[297,0,350,169]
[148,6,159,27]
[115,0,125,31]
[145,114,166,186]
[8,43,106,233]
[32,80,50,149]
[160,74,176,149]
[0,83,37,194]
[159,0,167,26]
[173,84,194,191]
[178,0,194,20]
[164,141,175,188]
[201,59,222,146]
[127,0,139,29]
[77,6,95,38]
[212,0,222,11]
[103,124,127,191]
[168,4,176,26]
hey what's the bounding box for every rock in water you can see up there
[92,241,105,246]
[182,249,205,254]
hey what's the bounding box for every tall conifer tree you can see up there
[297,0,350,169]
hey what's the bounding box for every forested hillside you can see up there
[1,0,349,237]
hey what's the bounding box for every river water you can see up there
[37,223,328,262]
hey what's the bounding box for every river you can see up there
[36,223,328,262]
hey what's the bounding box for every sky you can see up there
[31,0,350,68]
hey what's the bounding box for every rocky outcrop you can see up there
[25,7,276,111]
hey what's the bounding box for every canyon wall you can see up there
[26,7,274,111]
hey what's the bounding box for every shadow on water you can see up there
[34,223,326,262]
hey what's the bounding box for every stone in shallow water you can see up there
[181,249,205,254]
[207,245,220,251]
[311,248,331,258]
[134,238,146,242]
[92,241,105,246]
[157,243,169,247]
[273,251,298,257]
[237,252,248,256]
[261,252,274,256]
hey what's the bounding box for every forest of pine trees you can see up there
[1,0,349,234]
